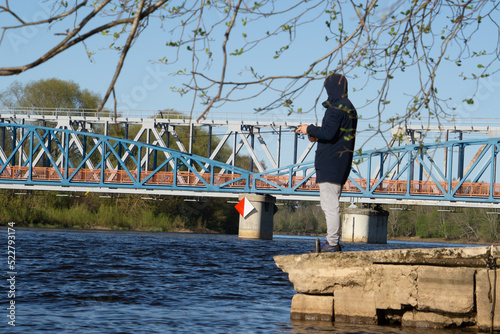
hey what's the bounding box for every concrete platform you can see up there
[274,246,500,330]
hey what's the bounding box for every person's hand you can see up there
[295,124,308,135]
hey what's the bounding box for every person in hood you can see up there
[295,73,357,252]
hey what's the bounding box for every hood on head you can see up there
[324,73,348,102]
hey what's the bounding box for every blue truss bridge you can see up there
[0,109,499,209]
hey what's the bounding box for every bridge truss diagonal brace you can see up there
[413,151,449,196]
[238,129,264,172]
[221,129,250,175]
[5,126,29,166]
[147,126,175,169]
[0,130,30,177]
[203,130,231,171]
[127,120,187,173]
[199,125,251,176]
[0,142,8,165]
[215,125,315,174]
[55,119,113,170]
[256,131,277,169]
[448,143,496,197]
[196,126,262,184]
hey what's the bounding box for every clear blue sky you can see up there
[2,1,500,151]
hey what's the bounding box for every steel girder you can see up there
[0,122,499,206]
[254,137,500,204]
[0,123,252,193]
[0,110,312,174]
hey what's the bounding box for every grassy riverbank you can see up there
[2,189,500,243]
[0,190,239,234]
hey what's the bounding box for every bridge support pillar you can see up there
[342,206,389,244]
[238,194,277,240]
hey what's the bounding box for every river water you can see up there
[7,228,479,333]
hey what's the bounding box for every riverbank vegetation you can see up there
[2,190,499,244]
[0,189,239,234]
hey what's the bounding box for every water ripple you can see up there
[10,228,478,334]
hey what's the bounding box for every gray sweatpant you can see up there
[319,182,342,245]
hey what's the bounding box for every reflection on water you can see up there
[288,320,478,333]
[11,228,480,333]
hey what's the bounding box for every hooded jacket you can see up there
[306,74,357,185]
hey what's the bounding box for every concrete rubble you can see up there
[274,246,500,331]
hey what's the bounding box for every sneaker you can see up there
[321,241,342,253]
[320,240,329,252]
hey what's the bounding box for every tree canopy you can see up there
[1,1,499,143]
[0,78,102,109]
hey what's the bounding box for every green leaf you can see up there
[166,41,180,47]
[230,48,244,56]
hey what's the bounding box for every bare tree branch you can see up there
[1,0,499,148]
[196,0,244,122]
[97,0,147,113]
[0,0,168,76]
[1,1,87,30]
[0,0,111,75]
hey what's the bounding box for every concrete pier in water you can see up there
[342,206,389,244]
[274,246,500,331]
[237,194,276,240]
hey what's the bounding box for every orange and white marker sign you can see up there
[235,197,256,218]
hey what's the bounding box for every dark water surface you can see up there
[6,228,480,333]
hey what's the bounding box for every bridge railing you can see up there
[2,164,498,198]
[0,107,319,124]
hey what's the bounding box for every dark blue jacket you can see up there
[307,74,357,185]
